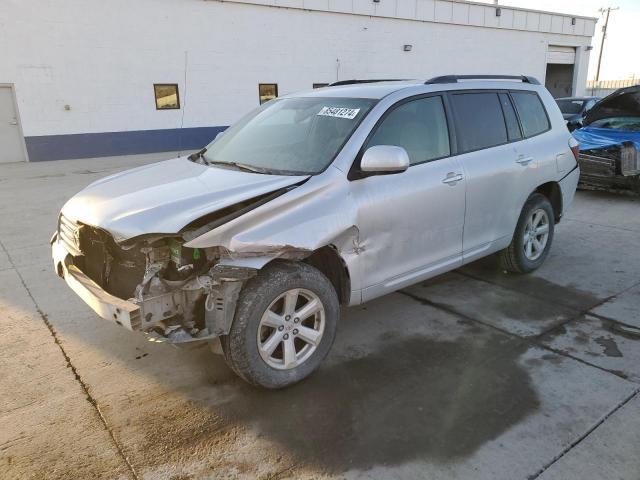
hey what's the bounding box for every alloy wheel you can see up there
[257,288,325,370]
[523,208,550,261]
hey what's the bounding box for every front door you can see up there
[0,86,26,163]
[349,95,466,301]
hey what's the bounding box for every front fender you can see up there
[184,167,364,294]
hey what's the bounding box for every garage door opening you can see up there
[545,45,576,98]
[545,64,575,98]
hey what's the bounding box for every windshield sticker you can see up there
[317,107,361,120]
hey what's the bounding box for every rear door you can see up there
[448,90,534,260]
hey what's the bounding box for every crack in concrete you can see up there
[400,283,640,479]
[527,388,640,480]
[398,288,637,383]
[455,268,640,343]
[0,239,140,480]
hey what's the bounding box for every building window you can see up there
[154,84,180,110]
[259,83,278,104]
[313,83,329,89]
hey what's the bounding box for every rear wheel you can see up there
[220,261,339,389]
[499,193,555,273]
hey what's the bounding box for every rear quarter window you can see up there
[450,92,508,153]
[511,91,550,137]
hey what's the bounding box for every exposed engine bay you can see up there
[578,141,640,194]
[57,213,259,344]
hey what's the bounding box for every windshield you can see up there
[589,116,640,131]
[203,97,377,175]
[556,99,585,114]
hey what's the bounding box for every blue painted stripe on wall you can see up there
[25,126,228,161]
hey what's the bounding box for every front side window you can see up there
[367,96,450,165]
[203,97,376,175]
[450,92,507,153]
[512,92,550,137]
[259,84,278,104]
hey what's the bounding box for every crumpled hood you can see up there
[61,157,308,242]
[583,85,640,126]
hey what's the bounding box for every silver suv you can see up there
[52,75,580,388]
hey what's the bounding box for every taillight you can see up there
[568,137,580,163]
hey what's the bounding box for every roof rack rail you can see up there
[329,79,409,86]
[425,75,540,85]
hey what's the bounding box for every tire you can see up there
[499,193,555,274]
[220,260,339,389]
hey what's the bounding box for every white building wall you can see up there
[0,0,595,159]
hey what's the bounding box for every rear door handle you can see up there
[516,155,534,166]
[442,172,463,185]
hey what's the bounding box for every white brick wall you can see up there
[0,0,595,137]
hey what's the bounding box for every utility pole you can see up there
[595,6,619,82]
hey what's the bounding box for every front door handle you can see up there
[516,155,534,166]
[442,172,463,185]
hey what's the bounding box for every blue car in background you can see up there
[573,85,640,194]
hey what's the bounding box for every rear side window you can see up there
[499,93,522,141]
[367,96,450,165]
[450,93,507,153]
[511,92,550,137]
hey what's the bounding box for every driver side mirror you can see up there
[360,145,410,174]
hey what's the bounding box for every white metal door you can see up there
[0,86,26,163]
[546,45,576,65]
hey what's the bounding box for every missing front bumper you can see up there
[52,237,141,330]
[52,235,254,344]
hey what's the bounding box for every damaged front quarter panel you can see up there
[183,166,364,296]
[54,164,363,347]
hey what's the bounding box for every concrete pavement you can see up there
[1,153,639,479]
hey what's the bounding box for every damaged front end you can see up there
[52,215,258,344]
[577,141,640,193]
[574,84,640,194]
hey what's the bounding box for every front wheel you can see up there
[220,261,339,389]
[499,193,555,274]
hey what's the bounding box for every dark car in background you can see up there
[556,96,600,131]
[572,85,640,194]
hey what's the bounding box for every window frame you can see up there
[348,93,457,180]
[447,89,515,155]
[498,92,524,142]
[445,88,551,155]
[508,90,552,140]
[153,83,180,110]
[259,83,279,105]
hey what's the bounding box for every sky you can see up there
[476,0,640,81]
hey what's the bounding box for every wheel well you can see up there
[535,182,562,223]
[304,246,351,305]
